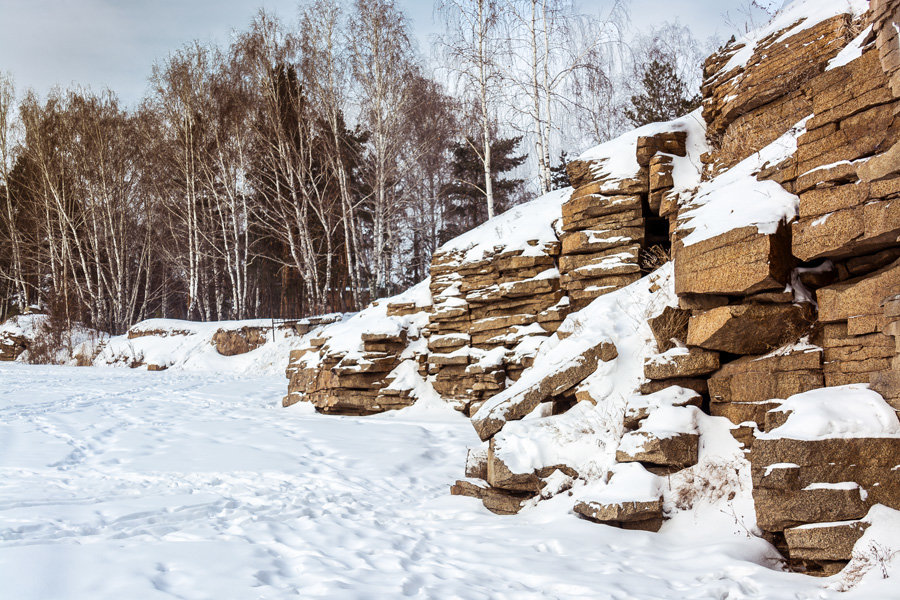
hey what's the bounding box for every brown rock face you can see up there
[644,348,720,380]
[793,196,900,263]
[817,259,900,324]
[686,304,814,355]
[639,377,709,396]
[708,347,823,405]
[753,487,869,532]
[674,225,793,296]
[790,46,900,262]
[750,436,900,526]
[871,371,900,410]
[871,295,900,410]
[871,0,900,95]
[616,432,700,469]
[702,12,853,153]
[710,400,782,429]
[574,498,663,532]
[784,520,870,563]
[822,322,894,387]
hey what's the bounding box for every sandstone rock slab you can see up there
[644,347,720,380]
[784,520,870,562]
[574,499,663,532]
[687,304,814,355]
[708,346,823,404]
[616,431,699,469]
[674,225,793,296]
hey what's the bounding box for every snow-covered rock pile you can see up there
[0,313,105,365]
[456,265,705,525]
[283,281,435,414]
[455,0,900,579]
[664,0,900,576]
[454,266,757,537]
[749,386,900,576]
[91,316,341,375]
[561,112,706,309]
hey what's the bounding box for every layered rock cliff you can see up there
[284,0,900,580]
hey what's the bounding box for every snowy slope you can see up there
[435,187,569,263]
[678,117,808,246]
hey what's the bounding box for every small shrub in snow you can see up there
[639,245,671,274]
[834,542,899,591]
[669,457,743,512]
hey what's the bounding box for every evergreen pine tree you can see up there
[440,135,525,242]
[549,150,570,190]
[624,52,701,127]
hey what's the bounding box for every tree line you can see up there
[0,0,704,334]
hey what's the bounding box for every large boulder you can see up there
[644,347,720,380]
[674,225,793,296]
[686,303,814,355]
[708,345,823,405]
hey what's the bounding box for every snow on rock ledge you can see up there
[433,187,568,266]
[759,385,900,441]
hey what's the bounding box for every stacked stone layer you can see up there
[427,242,565,415]
[283,301,429,415]
[560,133,686,310]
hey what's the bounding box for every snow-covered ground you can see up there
[2,363,895,599]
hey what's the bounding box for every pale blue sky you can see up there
[0,0,768,106]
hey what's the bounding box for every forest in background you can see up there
[0,0,725,334]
